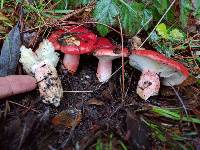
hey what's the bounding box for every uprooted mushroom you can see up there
[20,39,63,107]
[48,25,97,74]
[129,50,189,100]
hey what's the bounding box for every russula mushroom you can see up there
[93,37,129,82]
[20,40,63,107]
[129,50,189,100]
[48,26,97,73]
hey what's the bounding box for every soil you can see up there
[0,54,142,150]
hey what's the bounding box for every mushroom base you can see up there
[63,54,80,74]
[136,70,160,100]
[97,59,112,82]
[33,60,63,107]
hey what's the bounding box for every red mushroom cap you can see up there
[132,50,189,77]
[130,50,189,86]
[48,26,97,54]
[94,37,129,58]
[94,37,116,50]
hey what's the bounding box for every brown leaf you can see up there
[0,12,10,21]
[52,108,82,128]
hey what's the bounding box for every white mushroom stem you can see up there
[97,59,112,82]
[63,54,80,74]
[136,70,160,100]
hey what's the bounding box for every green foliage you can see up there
[93,0,154,36]
[169,29,185,41]
[144,117,198,149]
[151,23,186,57]
[118,1,140,35]
[180,0,193,28]
[156,23,168,39]
[118,1,152,35]
[153,0,169,15]
[152,106,200,124]
[52,0,91,9]
[155,44,174,57]
[95,133,127,150]
[193,0,200,19]
[93,0,118,36]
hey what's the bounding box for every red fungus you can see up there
[129,50,189,100]
[48,26,97,73]
[93,37,129,82]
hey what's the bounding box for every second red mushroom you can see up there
[48,26,97,73]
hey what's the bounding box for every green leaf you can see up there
[152,0,175,22]
[152,106,200,124]
[153,0,169,14]
[52,0,66,9]
[45,9,73,14]
[193,0,200,19]
[156,23,168,39]
[96,24,110,36]
[150,31,159,41]
[169,29,185,41]
[118,1,145,35]
[80,0,91,5]
[142,9,152,31]
[155,44,174,57]
[147,122,167,142]
[180,0,192,28]
[93,0,119,36]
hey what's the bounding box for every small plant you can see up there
[95,133,128,150]
[150,23,186,57]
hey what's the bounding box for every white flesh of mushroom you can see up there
[20,40,63,107]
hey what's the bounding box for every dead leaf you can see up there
[52,108,82,128]
[87,98,105,106]
[0,12,10,21]
[130,36,142,50]
[0,22,21,76]
[126,111,151,150]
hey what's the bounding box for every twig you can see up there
[63,90,93,93]
[168,84,189,117]
[83,21,121,35]
[125,72,134,99]
[117,16,125,102]
[8,100,40,113]
[135,16,153,36]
